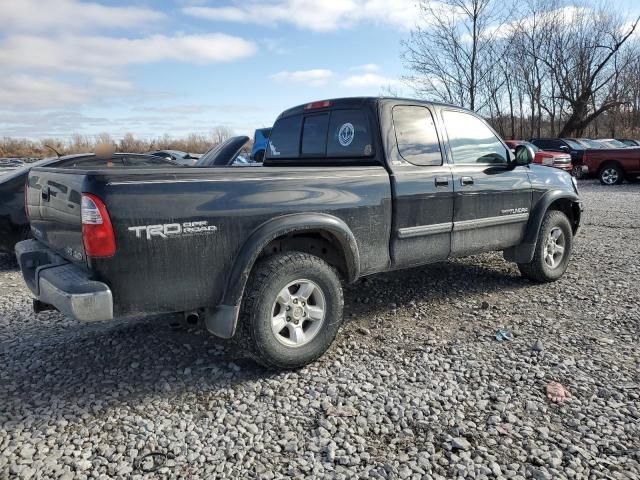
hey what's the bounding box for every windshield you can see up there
[579,138,605,149]
[601,139,626,148]
[563,139,584,149]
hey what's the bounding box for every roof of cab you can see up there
[275,96,470,120]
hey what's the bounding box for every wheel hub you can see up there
[544,227,566,269]
[271,279,326,347]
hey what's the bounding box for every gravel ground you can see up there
[1,180,639,480]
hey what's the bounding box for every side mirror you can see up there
[514,144,534,166]
[560,145,570,152]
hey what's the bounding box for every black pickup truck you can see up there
[16,97,582,368]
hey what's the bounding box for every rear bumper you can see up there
[15,239,113,321]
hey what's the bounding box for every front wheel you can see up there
[518,210,573,283]
[599,164,624,185]
[239,252,344,369]
[571,164,585,179]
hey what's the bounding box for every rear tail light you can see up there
[304,100,332,110]
[81,193,116,257]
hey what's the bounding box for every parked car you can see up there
[196,137,253,167]
[16,97,582,369]
[504,140,572,171]
[149,150,200,165]
[529,138,589,177]
[0,153,181,254]
[616,139,640,147]
[582,147,640,185]
[250,128,271,162]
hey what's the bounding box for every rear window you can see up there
[266,109,373,162]
[267,115,302,158]
[302,114,329,156]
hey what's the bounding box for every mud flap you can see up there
[204,305,240,339]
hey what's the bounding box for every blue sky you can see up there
[1,0,639,140]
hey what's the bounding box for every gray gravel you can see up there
[1,180,639,479]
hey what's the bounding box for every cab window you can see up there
[442,110,507,165]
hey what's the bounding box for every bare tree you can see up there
[403,0,509,111]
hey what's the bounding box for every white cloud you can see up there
[350,63,381,72]
[341,73,400,89]
[183,0,419,31]
[0,0,165,32]
[270,69,333,86]
[0,33,257,75]
[0,75,91,109]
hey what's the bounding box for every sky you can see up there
[1,0,639,141]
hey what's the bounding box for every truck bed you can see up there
[26,165,392,316]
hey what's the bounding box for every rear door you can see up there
[440,109,531,256]
[383,103,453,268]
[27,169,86,263]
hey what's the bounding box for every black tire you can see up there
[571,163,585,179]
[599,163,624,185]
[238,252,344,369]
[253,150,265,163]
[518,210,573,283]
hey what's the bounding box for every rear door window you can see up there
[267,115,302,158]
[392,105,442,166]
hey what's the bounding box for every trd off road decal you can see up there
[129,221,217,240]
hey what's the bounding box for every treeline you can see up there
[403,0,640,139]
[0,127,235,158]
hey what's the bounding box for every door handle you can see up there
[460,176,474,186]
[435,176,449,187]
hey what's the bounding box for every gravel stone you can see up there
[0,180,639,479]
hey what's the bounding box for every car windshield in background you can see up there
[600,139,627,148]
[563,139,585,149]
[260,128,272,138]
[579,139,606,149]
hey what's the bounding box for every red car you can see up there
[505,140,572,171]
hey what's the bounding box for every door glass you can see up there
[392,106,442,166]
[443,110,507,165]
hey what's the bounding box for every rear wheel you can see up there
[518,210,573,283]
[599,163,624,185]
[238,252,344,369]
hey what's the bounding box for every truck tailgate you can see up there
[26,168,86,263]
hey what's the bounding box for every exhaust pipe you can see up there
[184,311,200,325]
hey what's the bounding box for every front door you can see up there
[386,104,454,268]
[440,109,532,256]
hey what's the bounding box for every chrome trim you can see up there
[107,173,389,186]
[397,222,453,238]
[454,213,529,232]
[39,276,113,322]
